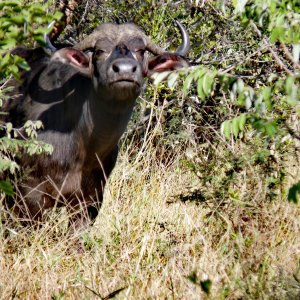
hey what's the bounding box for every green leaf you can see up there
[285,76,298,105]
[200,279,212,295]
[53,11,63,21]
[237,78,244,93]
[234,0,248,13]
[17,59,30,71]
[232,116,240,138]
[288,182,300,203]
[285,76,294,94]
[35,120,43,129]
[265,121,277,137]
[262,86,272,110]
[197,76,206,100]
[6,122,13,133]
[0,53,10,67]
[236,91,246,107]
[34,35,46,46]
[238,113,247,131]
[202,72,216,97]
[186,271,198,284]
[10,15,26,26]
[0,0,21,10]
[221,120,232,139]
[152,71,171,86]
[167,72,179,89]
[270,27,285,43]
[183,72,195,95]
[0,180,14,196]
[0,39,16,50]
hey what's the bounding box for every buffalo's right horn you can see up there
[174,20,190,56]
[145,20,190,56]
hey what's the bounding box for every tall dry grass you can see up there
[1,133,300,299]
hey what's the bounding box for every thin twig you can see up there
[0,76,12,90]
[77,0,89,27]
[220,48,264,74]
[280,43,300,70]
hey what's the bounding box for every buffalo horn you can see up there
[44,21,57,52]
[174,20,190,56]
[145,20,190,56]
[75,31,103,51]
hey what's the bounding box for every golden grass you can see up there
[1,140,300,299]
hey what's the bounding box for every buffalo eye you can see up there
[94,49,105,57]
[136,49,145,60]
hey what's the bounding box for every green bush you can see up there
[0,0,61,195]
[1,0,299,203]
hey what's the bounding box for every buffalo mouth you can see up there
[109,78,140,88]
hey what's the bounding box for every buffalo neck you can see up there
[78,88,137,160]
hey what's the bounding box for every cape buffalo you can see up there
[1,21,190,229]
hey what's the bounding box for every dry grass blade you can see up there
[1,139,299,299]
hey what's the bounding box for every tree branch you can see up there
[50,0,81,42]
[250,21,294,76]
[280,43,300,71]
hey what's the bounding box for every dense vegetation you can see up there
[0,0,300,299]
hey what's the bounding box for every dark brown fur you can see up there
[1,22,189,229]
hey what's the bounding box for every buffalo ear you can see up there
[51,48,91,75]
[147,53,189,76]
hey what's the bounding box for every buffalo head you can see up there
[48,21,189,102]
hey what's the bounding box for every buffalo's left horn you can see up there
[44,21,57,52]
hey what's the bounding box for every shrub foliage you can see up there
[0,0,61,194]
[1,1,300,200]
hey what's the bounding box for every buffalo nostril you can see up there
[113,64,119,73]
[132,66,137,73]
